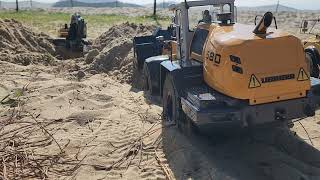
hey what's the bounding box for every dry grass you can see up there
[0,9,170,39]
[237,10,320,39]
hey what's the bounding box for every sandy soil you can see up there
[2,59,320,179]
[1,11,320,180]
[0,19,56,66]
[0,60,166,179]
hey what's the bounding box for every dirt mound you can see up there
[87,22,155,86]
[0,19,56,66]
[93,22,154,50]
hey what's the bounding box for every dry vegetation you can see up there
[238,10,320,40]
[1,8,320,180]
[0,9,170,39]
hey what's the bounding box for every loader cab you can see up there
[169,0,236,64]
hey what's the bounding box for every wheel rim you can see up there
[166,94,173,123]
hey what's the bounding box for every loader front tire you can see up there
[143,64,154,95]
[162,75,185,130]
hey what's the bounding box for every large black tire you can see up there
[183,117,201,137]
[143,64,154,95]
[162,75,186,131]
[305,48,320,78]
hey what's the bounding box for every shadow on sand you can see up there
[161,124,320,180]
[135,86,320,180]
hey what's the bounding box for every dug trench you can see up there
[1,19,320,180]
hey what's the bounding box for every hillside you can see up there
[144,1,176,8]
[238,4,298,12]
[76,0,115,2]
[0,1,52,9]
[53,0,141,8]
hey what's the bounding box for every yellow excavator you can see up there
[53,13,88,53]
[301,18,320,78]
[133,0,320,134]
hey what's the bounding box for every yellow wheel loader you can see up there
[133,0,320,134]
[301,18,320,78]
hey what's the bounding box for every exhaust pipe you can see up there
[253,12,274,35]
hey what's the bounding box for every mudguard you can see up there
[160,60,203,97]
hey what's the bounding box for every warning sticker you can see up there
[297,68,309,81]
[249,74,261,88]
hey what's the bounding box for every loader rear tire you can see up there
[183,117,200,137]
[305,48,320,78]
[162,75,185,130]
[143,65,154,95]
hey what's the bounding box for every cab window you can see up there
[222,4,231,13]
[190,28,209,57]
[188,5,213,31]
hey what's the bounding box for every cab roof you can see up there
[169,0,235,11]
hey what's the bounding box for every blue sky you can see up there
[2,0,320,10]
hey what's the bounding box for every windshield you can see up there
[188,4,232,30]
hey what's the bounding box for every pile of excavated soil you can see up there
[86,22,155,87]
[0,19,56,66]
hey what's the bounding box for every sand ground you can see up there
[1,8,320,180]
[2,59,320,180]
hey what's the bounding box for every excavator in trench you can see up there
[133,0,320,134]
[53,13,89,58]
